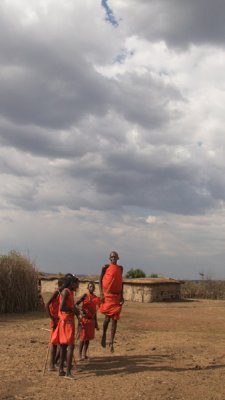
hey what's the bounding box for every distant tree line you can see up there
[125,268,160,279]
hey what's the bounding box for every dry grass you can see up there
[181,280,225,300]
[0,251,40,313]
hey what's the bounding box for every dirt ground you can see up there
[1,299,225,400]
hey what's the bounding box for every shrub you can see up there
[125,268,146,279]
[0,250,40,313]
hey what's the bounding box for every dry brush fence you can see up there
[0,251,40,313]
[181,280,225,300]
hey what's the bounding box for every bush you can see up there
[0,250,40,313]
[125,268,146,279]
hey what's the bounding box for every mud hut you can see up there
[0,251,41,313]
[41,276,182,304]
[123,277,183,302]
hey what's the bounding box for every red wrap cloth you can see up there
[80,294,100,341]
[49,290,60,331]
[99,264,123,320]
[51,288,75,345]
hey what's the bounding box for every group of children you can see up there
[45,251,124,379]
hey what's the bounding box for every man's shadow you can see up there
[76,353,225,377]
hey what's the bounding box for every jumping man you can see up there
[99,251,124,353]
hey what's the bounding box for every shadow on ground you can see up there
[76,354,225,377]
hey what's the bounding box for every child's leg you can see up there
[55,344,60,365]
[59,344,67,376]
[49,344,57,370]
[66,344,75,376]
[79,340,84,360]
[83,340,89,359]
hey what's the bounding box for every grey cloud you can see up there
[63,146,222,215]
[0,6,115,129]
[0,120,98,159]
[0,62,110,129]
[0,155,36,177]
[122,0,225,47]
[2,181,39,211]
[112,72,183,129]
[92,169,216,215]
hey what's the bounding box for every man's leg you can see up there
[101,315,111,348]
[110,319,118,353]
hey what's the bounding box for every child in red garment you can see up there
[76,281,100,361]
[51,275,80,378]
[45,278,64,370]
[99,251,124,353]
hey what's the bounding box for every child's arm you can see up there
[45,290,59,328]
[76,293,87,306]
[45,290,59,318]
[94,314,99,330]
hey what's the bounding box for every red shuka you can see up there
[80,294,100,341]
[99,264,123,320]
[49,290,60,330]
[51,288,75,345]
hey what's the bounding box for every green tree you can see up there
[125,268,146,279]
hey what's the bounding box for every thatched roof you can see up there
[123,277,183,285]
[39,275,183,286]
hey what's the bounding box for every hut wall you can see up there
[123,284,153,302]
[41,279,180,304]
[123,283,181,302]
[41,279,100,303]
[150,283,181,301]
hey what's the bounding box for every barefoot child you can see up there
[76,281,100,361]
[51,275,80,378]
[45,277,64,370]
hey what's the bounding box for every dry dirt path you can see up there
[1,300,225,400]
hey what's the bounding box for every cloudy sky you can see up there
[1,0,225,279]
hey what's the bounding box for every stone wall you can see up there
[41,279,100,303]
[123,283,153,302]
[150,283,181,302]
[41,279,181,303]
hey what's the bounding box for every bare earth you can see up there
[1,299,225,400]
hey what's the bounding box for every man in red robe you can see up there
[99,251,124,353]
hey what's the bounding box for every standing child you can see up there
[45,277,64,371]
[76,281,100,361]
[51,275,80,379]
